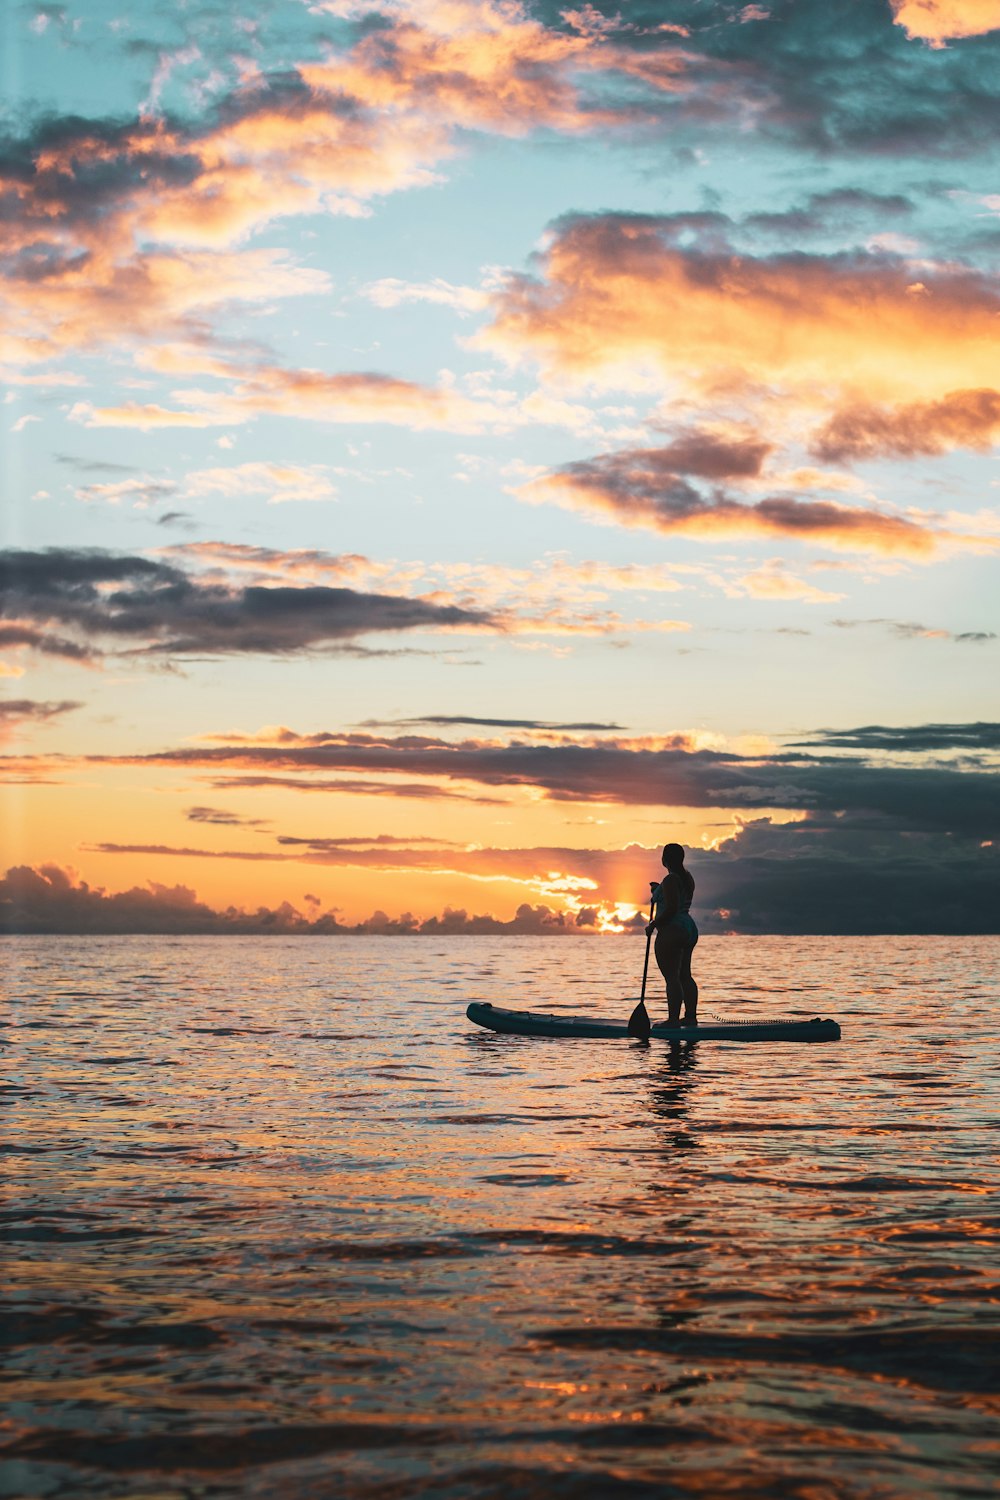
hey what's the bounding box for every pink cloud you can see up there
[70,364,511,434]
[524,443,956,557]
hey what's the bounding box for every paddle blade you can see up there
[627,998,651,1041]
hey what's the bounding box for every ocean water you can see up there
[2,934,998,1500]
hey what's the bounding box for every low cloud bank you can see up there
[0,865,579,937]
[4,817,998,935]
[693,817,999,934]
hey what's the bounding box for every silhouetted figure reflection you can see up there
[649,1040,700,1152]
[646,842,699,1026]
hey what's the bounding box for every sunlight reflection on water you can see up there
[2,934,999,1498]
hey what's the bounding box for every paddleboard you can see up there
[467,1001,840,1043]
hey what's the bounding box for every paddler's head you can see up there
[662,842,685,871]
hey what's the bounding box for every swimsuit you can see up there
[653,875,698,948]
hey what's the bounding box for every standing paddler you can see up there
[647,843,699,1027]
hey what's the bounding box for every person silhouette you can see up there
[646,843,699,1026]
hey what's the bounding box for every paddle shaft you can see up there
[640,896,655,1000]
[627,897,657,1040]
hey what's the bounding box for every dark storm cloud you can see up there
[100,728,1000,838]
[93,833,462,858]
[643,430,772,480]
[693,816,1000,934]
[89,843,281,861]
[0,698,81,727]
[9,244,92,281]
[551,447,703,517]
[541,0,1000,157]
[0,548,494,658]
[792,723,1000,754]
[360,715,627,732]
[0,548,170,594]
[542,446,935,555]
[281,833,461,848]
[745,189,915,240]
[185,806,268,828]
[0,623,97,661]
[830,619,998,646]
[176,820,452,843]
[204,775,504,804]
[0,111,202,228]
[54,455,137,475]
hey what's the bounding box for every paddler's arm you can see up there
[645,878,678,935]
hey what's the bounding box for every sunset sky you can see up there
[2,0,998,933]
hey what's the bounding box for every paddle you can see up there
[627,896,655,1040]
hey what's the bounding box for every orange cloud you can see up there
[477,215,1000,546]
[524,444,954,557]
[300,0,692,138]
[84,834,653,916]
[70,402,218,431]
[728,563,846,603]
[890,0,1000,44]
[71,364,510,434]
[155,542,382,585]
[480,215,1000,411]
[214,365,502,430]
[0,6,699,379]
[162,542,690,596]
[814,388,1000,461]
[1,242,326,380]
[68,352,649,439]
[183,463,339,504]
[1,95,444,273]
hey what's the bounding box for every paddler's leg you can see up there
[654,930,684,1025]
[680,945,698,1027]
